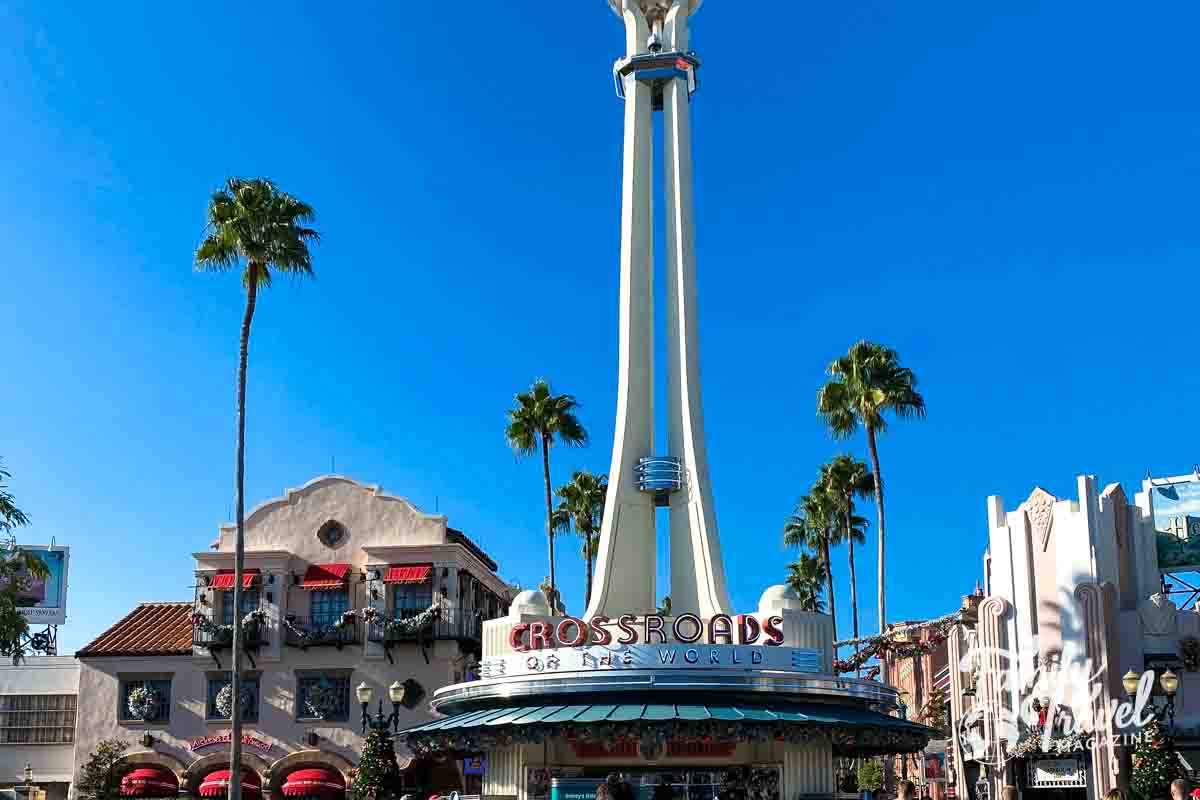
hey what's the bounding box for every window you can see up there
[118,678,172,723]
[220,589,261,626]
[206,675,260,722]
[317,520,347,549]
[310,589,349,628]
[0,695,76,744]
[394,583,433,618]
[296,673,350,721]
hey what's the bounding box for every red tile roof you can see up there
[76,602,194,658]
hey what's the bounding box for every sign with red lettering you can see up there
[507,613,784,652]
[189,732,274,755]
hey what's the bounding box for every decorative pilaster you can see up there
[783,740,834,798]
[1076,582,1118,798]
[947,625,971,800]
[979,596,1013,797]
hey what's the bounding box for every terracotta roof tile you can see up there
[76,602,194,658]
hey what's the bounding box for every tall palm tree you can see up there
[195,178,318,800]
[783,491,840,640]
[817,340,925,634]
[505,380,588,613]
[819,455,875,654]
[551,470,608,609]
[0,460,30,533]
[786,552,827,613]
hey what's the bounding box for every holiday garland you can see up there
[127,686,162,721]
[833,612,960,674]
[192,610,268,645]
[1008,729,1090,758]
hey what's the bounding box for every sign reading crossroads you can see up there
[479,643,823,679]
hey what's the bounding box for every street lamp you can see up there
[358,682,406,734]
[23,763,33,786]
[1160,670,1180,731]
[1122,670,1140,698]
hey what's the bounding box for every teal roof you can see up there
[402,702,928,734]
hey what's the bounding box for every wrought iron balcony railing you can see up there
[282,615,360,649]
[367,609,486,646]
[193,618,268,649]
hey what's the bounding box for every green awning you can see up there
[402,702,930,733]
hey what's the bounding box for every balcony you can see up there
[368,609,485,648]
[283,615,360,649]
[193,617,268,650]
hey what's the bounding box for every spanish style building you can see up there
[73,475,514,800]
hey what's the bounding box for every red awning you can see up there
[383,564,432,584]
[300,563,352,590]
[121,768,178,798]
[281,768,345,797]
[210,569,261,591]
[199,770,262,797]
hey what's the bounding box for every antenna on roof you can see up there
[331,456,336,474]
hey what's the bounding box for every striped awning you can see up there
[120,768,178,798]
[399,702,934,756]
[300,563,352,589]
[384,564,432,584]
[199,769,261,797]
[281,768,345,797]
[401,703,931,732]
[211,569,261,590]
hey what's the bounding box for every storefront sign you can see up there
[508,613,784,652]
[479,642,821,678]
[1029,759,1084,787]
[190,732,274,755]
[463,757,487,776]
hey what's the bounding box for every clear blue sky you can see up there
[3,1,1199,654]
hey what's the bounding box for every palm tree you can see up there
[819,455,875,655]
[505,380,588,613]
[786,552,827,613]
[783,491,839,639]
[0,459,30,533]
[817,340,925,634]
[195,178,318,800]
[551,470,608,609]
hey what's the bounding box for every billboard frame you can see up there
[12,544,69,626]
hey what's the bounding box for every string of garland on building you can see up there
[832,611,961,674]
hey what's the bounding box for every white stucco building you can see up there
[0,657,79,800]
[73,475,514,800]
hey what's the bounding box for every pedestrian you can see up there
[1171,779,1192,800]
[897,781,915,800]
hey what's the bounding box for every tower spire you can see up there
[587,0,732,621]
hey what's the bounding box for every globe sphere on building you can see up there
[508,589,550,616]
[758,583,803,613]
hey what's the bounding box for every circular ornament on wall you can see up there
[317,520,347,549]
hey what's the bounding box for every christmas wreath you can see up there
[127,686,162,721]
[214,684,255,718]
[305,681,343,720]
[1181,637,1200,672]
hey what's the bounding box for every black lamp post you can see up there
[1160,670,1180,732]
[357,681,406,734]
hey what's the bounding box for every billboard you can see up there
[4,545,69,625]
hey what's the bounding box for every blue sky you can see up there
[3,1,1200,654]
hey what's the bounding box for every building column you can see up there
[586,1,657,621]
[782,740,834,798]
[662,0,733,620]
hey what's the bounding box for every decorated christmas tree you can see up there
[1131,717,1181,800]
[351,726,401,800]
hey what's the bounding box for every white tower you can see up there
[586,0,734,621]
